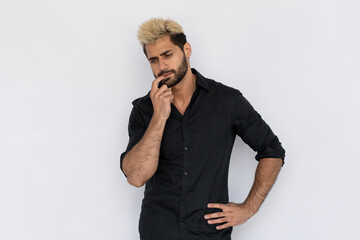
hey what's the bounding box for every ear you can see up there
[183,42,192,58]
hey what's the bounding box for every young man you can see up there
[120,18,285,240]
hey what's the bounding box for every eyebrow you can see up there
[148,50,173,62]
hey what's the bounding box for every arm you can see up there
[122,115,167,187]
[243,157,282,214]
[205,157,283,230]
[205,90,285,229]
[122,75,173,187]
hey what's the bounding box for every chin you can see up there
[164,77,175,86]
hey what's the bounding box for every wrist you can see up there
[151,114,168,124]
[242,200,260,215]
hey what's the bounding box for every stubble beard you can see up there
[159,54,188,88]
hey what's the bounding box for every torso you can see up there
[172,103,187,116]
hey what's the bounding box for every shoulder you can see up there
[202,74,254,118]
[192,68,242,98]
[131,90,151,106]
[206,76,243,99]
[130,90,153,117]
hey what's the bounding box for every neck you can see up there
[171,68,196,104]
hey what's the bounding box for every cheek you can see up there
[172,57,183,69]
[150,65,159,76]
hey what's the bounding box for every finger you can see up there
[154,87,172,99]
[204,211,224,220]
[161,90,173,97]
[159,95,173,103]
[155,82,171,96]
[159,83,170,91]
[151,75,167,91]
[216,222,232,230]
[207,217,227,225]
[207,203,225,209]
[154,89,173,102]
[157,92,173,101]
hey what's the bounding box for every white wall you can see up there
[1,0,359,239]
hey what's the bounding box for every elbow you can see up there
[127,176,145,188]
[122,155,144,188]
[123,164,146,187]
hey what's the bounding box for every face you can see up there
[146,35,191,88]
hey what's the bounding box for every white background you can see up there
[1,0,359,239]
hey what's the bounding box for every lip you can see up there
[162,72,172,77]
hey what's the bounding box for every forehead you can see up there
[145,35,178,57]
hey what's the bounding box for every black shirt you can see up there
[120,68,285,240]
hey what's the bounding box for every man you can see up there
[120,18,285,240]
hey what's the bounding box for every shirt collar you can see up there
[191,68,210,91]
[143,68,210,100]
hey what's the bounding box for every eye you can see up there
[165,54,172,58]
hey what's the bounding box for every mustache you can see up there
[158,70,175,77]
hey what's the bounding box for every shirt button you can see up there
[184,146,188,150]
[184,171,188,176]
[180,221,184,226]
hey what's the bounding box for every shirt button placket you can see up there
[180,119,188,236]
[183,146,189,176]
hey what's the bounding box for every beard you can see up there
[157,53,188,88]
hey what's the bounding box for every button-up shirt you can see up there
[120,68,285,240]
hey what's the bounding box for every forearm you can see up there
[123,115,167,187]
[243,157,282,214]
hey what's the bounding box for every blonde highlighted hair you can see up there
[137,18,187,56]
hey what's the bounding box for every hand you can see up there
[204,202,255,230]
[150,75,173,121]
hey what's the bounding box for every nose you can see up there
[158,58,168,71]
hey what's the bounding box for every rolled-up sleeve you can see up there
[232,90,285,165]
[120,105,147,177]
